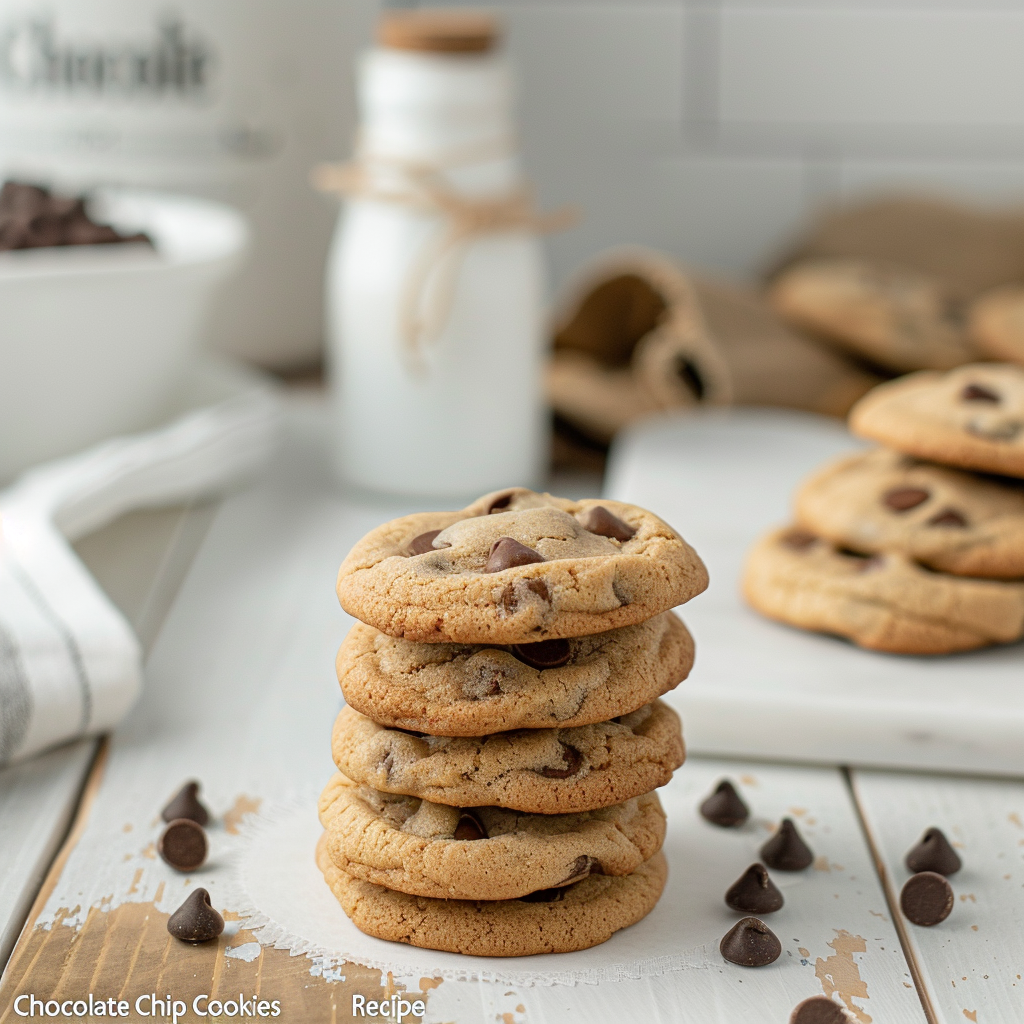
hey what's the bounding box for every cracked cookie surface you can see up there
[795,448,1024,579]
[316,834,667,957]
[743,525,1024,654]
[336,613,693,735]
[849,364,1024,478]
[335,488,708,643]
[318,773,665,900]
[331,700,684,814]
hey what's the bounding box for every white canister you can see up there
[326,12,549,499]
[0,0,377,368]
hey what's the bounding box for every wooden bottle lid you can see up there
[378,10,498,54]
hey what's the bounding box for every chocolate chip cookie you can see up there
[849,364,1024,478]
[794,448,1024,579]
[336,612,693,736]
[743,526,1024,654]
[316,833,667,957]
[318,773,665,901]
[969,284,1024,365]
[769,259,976,373]
[331,700,685,814]
[335,489,708,644]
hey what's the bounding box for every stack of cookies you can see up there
[317,487,708,956]
[745,363,1024,655]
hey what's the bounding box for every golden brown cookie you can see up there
[969,284,1024,365]
[336,613,693,735]
[849,364,1024,478]
[316,833,667,957]
[336,488,708,643]
[331,700,685,814]
[794,448,1024,579]
[318,773,665,900]
[743,526,1024,654]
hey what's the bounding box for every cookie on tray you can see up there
[769,259,976,373]
[969,284,1024,365]
[331,700,684,814]
[318,773,665,901]
[336,612,693,736]
[743,526,1024,654]
[849,364,1024,478]
[335,488,708,644]
[794,448,1024,579]
[316,834,667,957]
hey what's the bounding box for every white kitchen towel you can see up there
[0,361,280,765]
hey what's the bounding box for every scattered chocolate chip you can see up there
[407,529,444,555]
[725,863,784,914]
[487,492,515,513]
[700,779,750,827]
[538,742,583,779]
[166,888,224,943]
[883,487,930,511]
[158,819,208,872]
[510,638,572,669]
[961,383,1000,403]
[485,537,546,573]
[967,418,1023,441]
[928,508,968,528]
[900,870,954,926]
[789,996,850,1024]
[760,818,814,871]
[561,854,600,884]
[161,781,210,827]
[905,827,962,876]
[719,917,782,967]
[453,812,487,841]
[578,506,636,541]
[781,528,818,551]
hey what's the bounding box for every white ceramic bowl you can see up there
[0,188,249,483]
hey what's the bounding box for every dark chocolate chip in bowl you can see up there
[166,888,224,943]
[789,995,850,1024]
[510,638,572,669]
[928,508,968,528]
[781,528,818,551]
[158,819,208,872]
[725,863,784,914]
[538,742,583,779]
[407,529,447,556]
[883,486,930,511]
[700,779,749,828]
[900,870,954,926]
[719,917,782,967]
[161,781,210,827]
[485,537,546,573]
[453,812,487,841]
[962,383,1001,403]
[578,505,636,541]
[760,818,814,871]
[905,827,961,876]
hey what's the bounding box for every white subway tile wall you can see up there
[426,1,1024,286]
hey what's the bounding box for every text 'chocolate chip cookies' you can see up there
[319,489,707,956]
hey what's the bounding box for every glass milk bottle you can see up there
[325,12,548,498]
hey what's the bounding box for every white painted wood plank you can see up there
[852,769,1024,1024]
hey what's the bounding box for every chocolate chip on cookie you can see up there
[578,505,636,542]
[883,486,930,511]
[407,530,446,555]
[453,812,488,841]
[962,383,1000,403]
[781,528,818,551]
[538,742,584,779]
[486,537,546,572]
[927,508,968,528]
[509,637,572,669]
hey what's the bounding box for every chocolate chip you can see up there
[519,886,568,903]
[538,742,583,779]
[700,779,750,827]
[510,638,572,669]
[578,506,636,541]
[525,578,550,602]
[928,508,968,528]
[453,812,487,841]
[789,996,851,1024]
[161,781,210,827]
[560,855,600,884]
[407,529,446,556]
[900,870,954,926]
[760,818,814,871]
[158,819,208,872]
[166,888,224,943]
[962,383,1000,403]
[719,917,782,967]
[487,492,515,513]
[905,827,962,876]
[883,487,930,511]
[485,537,545,573]
[781,528,818,551]
[725,863,784,914]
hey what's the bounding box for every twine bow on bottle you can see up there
[313,153,576,372]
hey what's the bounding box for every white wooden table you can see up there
[1,398,1021,1024]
